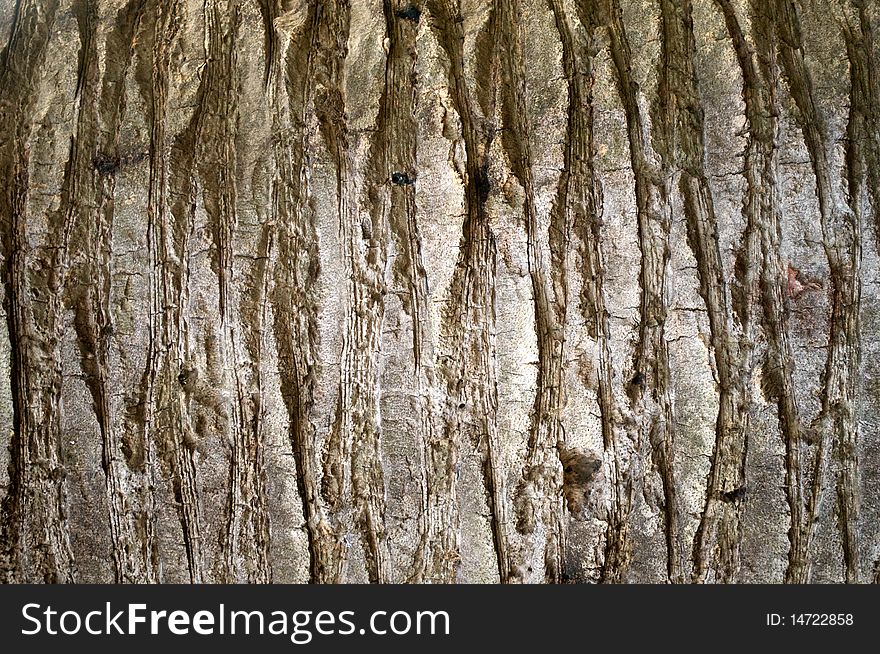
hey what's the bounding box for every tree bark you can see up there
[0,0,878,583]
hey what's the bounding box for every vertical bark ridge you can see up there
[257,0,281,92]
[845,0,880,586]
[600,0,680,583]
[337,1,402,583]
[270,0,346,583]
[235,216,275,581]
[425,0,502,582]
[315,0,353,534]
[836,1,873,584]
[851,3,880,254]
[99,0,162,584]
[143,0,206,583]
[227,9,276,583]
[370,0,439,584]
[550,0,620,584]
[850,0,880,258]
[711,0,786,585]
[654,0,747,584]
[482,0,549,584]
[732,0,807,585]
[464,2,517,584]
[371,1,443,585]
[770,0,861,584]
[0,0,72,583]
[309,0,393,584]
[67,0,159,583]
[193,0,271,583]
[101,0,159,584]
[324,0,395,584]
[716,0,759,336]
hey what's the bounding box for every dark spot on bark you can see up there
[560,448,601,514]
[93,150,148,176]
[475,164,491,203]
[391,171,415,185]
[626,371,646,403]
[759,358,783,402]
[93,153,120,175]
[561,449,601,486]
[396,5,421,21]
[183,431,199,451]
[178,367,197,392]
[721,486,746,503]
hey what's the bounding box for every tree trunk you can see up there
[0,0,877,584]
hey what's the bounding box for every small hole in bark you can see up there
[721,486,746,502]
[391,171,415,185]
[630,371,644,386]
[396,5,421,21]
[177,368,197,392]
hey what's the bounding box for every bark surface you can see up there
[0,0,878,583]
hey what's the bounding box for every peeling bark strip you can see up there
[1,0,877,583]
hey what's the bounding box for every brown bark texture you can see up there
[0,0,879,584]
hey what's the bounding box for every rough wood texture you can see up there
[0,0,878,584]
